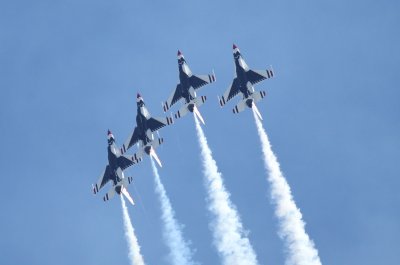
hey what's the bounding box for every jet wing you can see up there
[147,117,173,132]
[219,77,241,106]
[164,84,183,111]
[189,73,216,90]
[93,165,113,194]
[246,69,274,85]
[118,155,140,171]
[121,127,140,153]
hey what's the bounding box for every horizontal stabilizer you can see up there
[252,90,267,103]
[103,187,116,202]
[175,105,189,120]
[175,96,207,120]
[232,92,265,119]
[195,95,207,107]
[127,176,133,185]
[122,176,134,186]
[232,100,247,114]
[151,137,164,149]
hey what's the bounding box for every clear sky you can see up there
[1,1,399,265]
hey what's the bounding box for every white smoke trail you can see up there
[194,115,259,265]
[150,158,197,265]
[120,195,146,265]
[252,109,322,265]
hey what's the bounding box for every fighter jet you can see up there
[121,93,173,167]
[218,44,274,120]
[92,130,140,205]
[162,50,216,125]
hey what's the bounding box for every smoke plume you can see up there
[121,196,146,265]
[194,115,259,265]
[252,109,322,265]
[151,158,197,265]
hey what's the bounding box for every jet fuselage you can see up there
[234,51,253,98]
[178,58,195,103]
[107,139,121,185]
[135,100,153,146]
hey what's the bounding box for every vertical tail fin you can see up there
[193,105,205,125]
[122,186,135,205]
[149,147,163,167]
[252,103,263,120]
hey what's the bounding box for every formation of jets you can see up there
[92,44,274,205]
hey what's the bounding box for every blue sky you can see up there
[1,0,399,264]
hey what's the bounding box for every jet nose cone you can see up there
[233,43,238,49]
[136,93,143,103]
[177,50,182,56]
[107,129,115,142]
